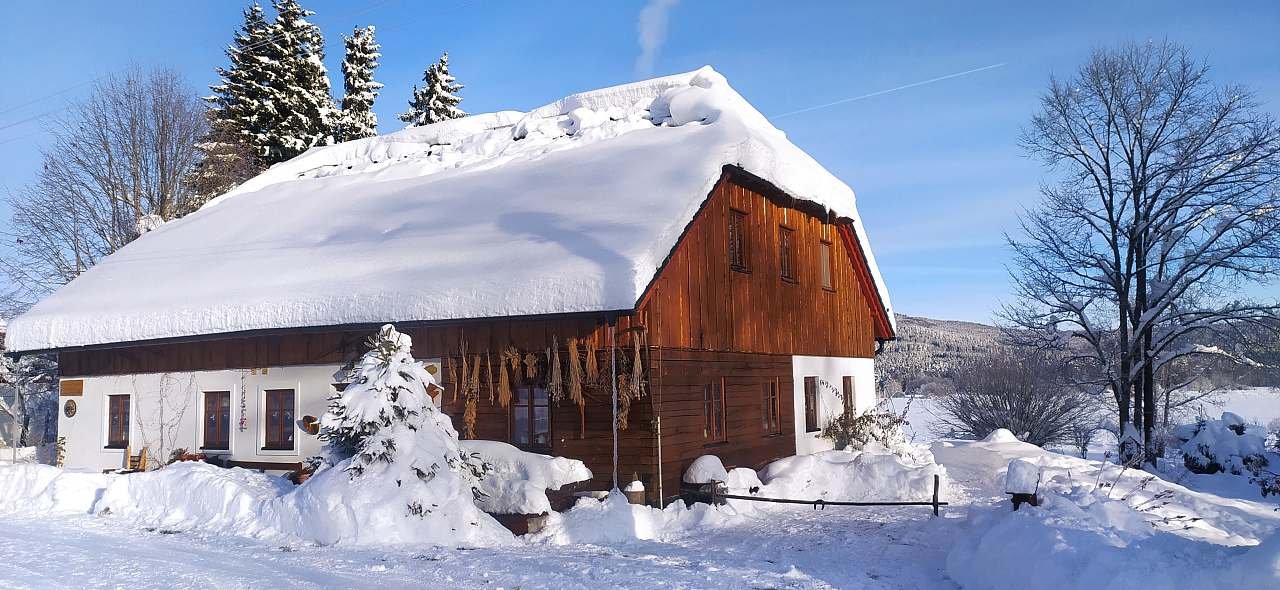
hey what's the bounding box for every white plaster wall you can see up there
[57,364,344,472]
[791,356,876,455]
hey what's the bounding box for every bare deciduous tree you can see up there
[0,67,206,312]
[1004,41,1280,463]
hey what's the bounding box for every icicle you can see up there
[568,337,584,406]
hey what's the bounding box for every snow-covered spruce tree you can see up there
[315,325,498,539]
[196,2,273,198]
[261,0,338,162]
[399,52,465,127]
[339,26,382,141]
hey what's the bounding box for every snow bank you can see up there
[937,432,1280,589]
[461,439,592,514]
[0,464,110,515]
[948,489,1280,589]
[98,462,291,536]
[533,491,737,545]
[7,66,892,352]
[759,445,946,502]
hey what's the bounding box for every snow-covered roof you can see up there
[6,67,894,353]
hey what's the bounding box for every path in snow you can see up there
[0,492,975,589]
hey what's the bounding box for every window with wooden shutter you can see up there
[779,226,796,282]
[703,379,727,442]
[842,376,855,418]
[820,241,834,290]
[106,395,130,449]
[761,380,781,435]
[263,389,295,451]
[804,377,819,433]
[728,209,749,273]
[203,391,231,451]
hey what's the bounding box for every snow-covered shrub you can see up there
[821,397,911,454]
[683,455,729,485]
[1172,412,1269,475]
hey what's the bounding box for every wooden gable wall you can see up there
[639,171,878,358]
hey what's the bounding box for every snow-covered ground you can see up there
[1,388,1276,588]
[1,477,964,589]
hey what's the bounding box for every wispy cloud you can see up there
[635,0,680,77]
[772,63,1007,119]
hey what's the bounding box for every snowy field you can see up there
[1,388,1277,589]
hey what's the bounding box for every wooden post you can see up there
[932,474,940,517]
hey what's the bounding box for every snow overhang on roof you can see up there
[5,66,895,353]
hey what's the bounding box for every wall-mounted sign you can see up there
[59,379,84,396]
[63,399,77,418]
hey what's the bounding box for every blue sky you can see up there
[1,1,1277,323]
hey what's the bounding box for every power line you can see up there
[771,62,1006,119]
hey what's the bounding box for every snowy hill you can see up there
[876,314,1006,393]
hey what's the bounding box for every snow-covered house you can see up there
[3,67,895,503]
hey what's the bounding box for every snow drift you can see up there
[6,66,892,352]
[939,433,1280,589]
[759,444,946,502]
[461,439,592,515]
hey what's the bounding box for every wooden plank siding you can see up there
[637,171,878,358]
[54,168,885,505]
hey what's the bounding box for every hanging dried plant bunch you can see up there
[568,337,584,406]
[616,336,646,430]
[459,354,470,404]
[631,335,644,400]
[446,356,458,403]
[523,352,539,380]
[548,338,564,403]
[463,397,478,439]
[469,354,482,399]
[485,351,495,404]
[585,339,599,383]
[617,373,633,430]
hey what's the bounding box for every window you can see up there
[803,377,819,433]
[820,241,835,290]
[779,226,796,282]
[203,391,231,451]
[761,380,781,435]
[264,389,295,451]
[703,379,726,442]
[842,376,855,418]
[728,209,750,272]
[107,394,130,449]
[511,386,551,451]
